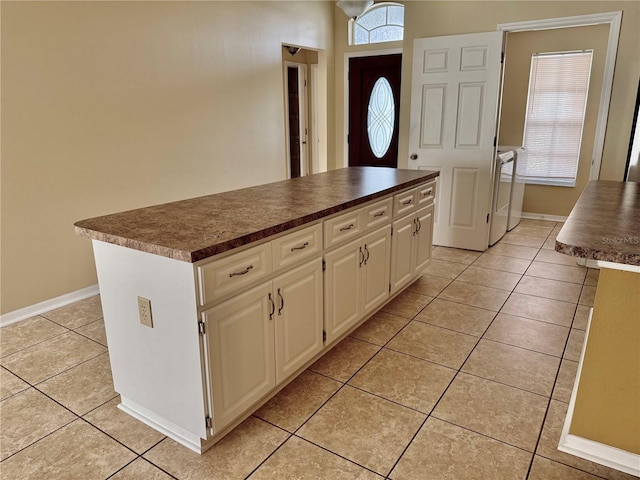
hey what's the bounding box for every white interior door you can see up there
[408,32,503,251]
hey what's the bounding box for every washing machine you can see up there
[489,149,515,246]
[506,147,527,231]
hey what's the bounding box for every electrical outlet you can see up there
[137,296,153,328]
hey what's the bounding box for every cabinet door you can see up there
[324,238,361,343]
[390,214,416,295]
[415,205,434,273]
[361,225,391,314]
[203,282,275,431]
[273,258,323,383]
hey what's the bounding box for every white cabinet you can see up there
[324,224,391,343]
[202,257,323,432]
[273,259,324,383]
[87,174,437,454]
[203,282,275,432]
[390,205,434,295]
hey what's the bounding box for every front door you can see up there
[408,32,503,251]
[349,54,401,168]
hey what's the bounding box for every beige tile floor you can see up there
[1,219,636,479]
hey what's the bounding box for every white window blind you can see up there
[522,51,593,187]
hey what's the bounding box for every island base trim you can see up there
[558,432,640,477]
[118,396,206,454]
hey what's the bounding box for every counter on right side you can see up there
[555,180,640,477]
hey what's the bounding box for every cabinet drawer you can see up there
[363,198,393,229]
[324,208,364,248]
[393,188,417,217]
[198,243,272,305]
[417,181,436,207]
[272,223,322,270]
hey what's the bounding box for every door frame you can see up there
[284,61,309,178]
[497,11,622,182]
[342,48,402,168]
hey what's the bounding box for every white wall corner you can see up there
[0,285,100,327]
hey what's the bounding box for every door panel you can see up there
[273,259,323,383]
[415,205,434,272]
[324,239,361,343]
[204,282,275,431]
[361,225,391,314]
[408,32,503,251]
[349,54,402,168]
[390,214,415,295]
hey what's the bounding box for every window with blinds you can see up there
[521,51,593,187]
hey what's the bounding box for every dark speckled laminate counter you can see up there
[555,180,640,266]
[75,167,439,262]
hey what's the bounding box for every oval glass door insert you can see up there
[367,77,395,158]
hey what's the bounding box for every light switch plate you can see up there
[137,296,153,328]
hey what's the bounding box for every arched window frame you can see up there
[348,2,404,46]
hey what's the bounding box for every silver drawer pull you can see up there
[373,211,386,218]
[402,198,413,205]
[423,188,433,196]
[339,223,355,231]
[229,265,254,278]
[290,241,309,252]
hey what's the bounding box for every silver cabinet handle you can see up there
[290,242,309,252]
[268,293,275,320]
[359,246,365,267]
[364,244,370,265]
[416,217,422,233]
[340,223,355,231]
[402,198,413,206]
[277,288,284,315]
[410,153,418,160]
[229,265,253,277]
[373,211,385,218]
[413,218,418,236]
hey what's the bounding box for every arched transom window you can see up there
[349,3,404,46]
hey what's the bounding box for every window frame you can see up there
[521,50,594,187]
[348,2,404,46]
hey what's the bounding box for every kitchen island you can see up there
[555,180,640,476]
[75,167,439,453]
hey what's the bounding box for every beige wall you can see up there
[333,1,640,195]
[1,1,334,314]
[500,25,610,217]
[571,268,640,454]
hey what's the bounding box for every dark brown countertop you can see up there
[75,167,439,262]
[555,180,640,266]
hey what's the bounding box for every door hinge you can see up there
[347,134,350,144]
[198,320,206,335]
[501,51,504,64]
[205,416,212,429]
[493,136,497,147]
[322,259,326,271]
[322,330,327,342]
[389,283,392,293]
[390,225,393,236]
[486,213,490,224]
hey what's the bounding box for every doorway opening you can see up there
[285,62,308,178]
[283,46,322,179]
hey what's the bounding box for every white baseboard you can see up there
[0,284,100,328]
[558,432,640,477]
[522,212,568,223]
